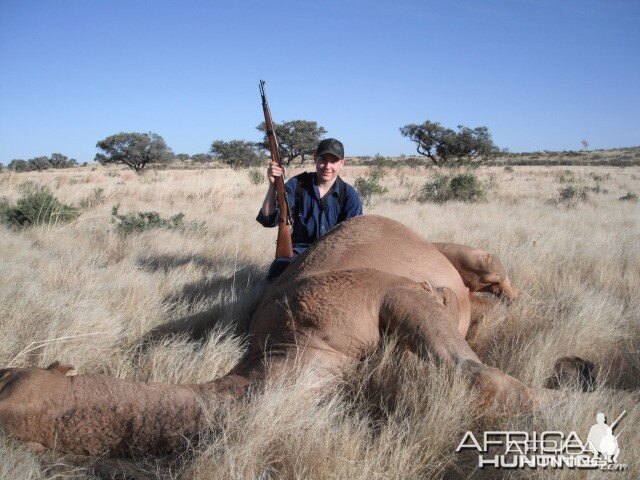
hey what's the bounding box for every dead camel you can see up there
[0,215,585,456]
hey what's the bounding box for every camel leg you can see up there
[380,283,563,416]
[468,293,496,331]
[0,363,253,456]
[433,242,519,300]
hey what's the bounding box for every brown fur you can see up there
[0,215,577,457]
[545,356,597,391]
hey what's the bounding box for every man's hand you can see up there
[267,161,284,184]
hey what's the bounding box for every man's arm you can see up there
[342,185,363,219]
[256,165,296,227]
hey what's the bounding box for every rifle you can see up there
[259,80,294,259]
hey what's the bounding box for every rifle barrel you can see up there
[610,410,626,430]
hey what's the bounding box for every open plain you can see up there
[0,162,638,479]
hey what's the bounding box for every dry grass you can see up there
[0,164,638,479]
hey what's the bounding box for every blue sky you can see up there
[1,0,638,163]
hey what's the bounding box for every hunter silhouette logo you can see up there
[456,410,627,470]
[586,411,624,463]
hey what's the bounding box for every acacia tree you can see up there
[28,156,53,171]
[190,153,214,164]
[49,153,78,169]
[8,159,33,172]
[95,132,173,173]
[256,120,327,165]
[210,140,262,168]
[400,121,498,166]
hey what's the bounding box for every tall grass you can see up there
[0,164,638,479]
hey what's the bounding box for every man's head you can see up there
[314,138,345,183]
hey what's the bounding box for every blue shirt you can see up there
[256,172,363,255]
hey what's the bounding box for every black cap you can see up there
[316,138,344,159]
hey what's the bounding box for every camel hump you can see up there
[46,361,75,376]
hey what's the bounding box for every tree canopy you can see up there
[28,156,53,171]
[400,121,498,166]
[8,159,32,172]
[49,153,78,169]
[190,153,214,164]
[257,120,327,165]
[210,140,262,168]
[95,132,172,173]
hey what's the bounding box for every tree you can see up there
[257,120,327,165]
[175,153,190,163]
[400,121,498,166]
[190,153,214,164]
[49,153,78,169]
[210,140,262,168]
[95,132,173,173]
[581,140,590,151]
[28,156,53,171]
[8,159,33,172]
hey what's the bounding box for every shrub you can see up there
[590,184,608,194]
[248,168,264,185]
[79,187,106,209]
[111,205,205,236]
[504,166,514,173]
[0,196,10,220]
[17,181,46,195]
[1,188,79,227]
[417,172,485,203]
[558,171,575,183]
[362,154,393,168]
[550,186,590,207]
[354,166,388,206]
[619,192,638,202]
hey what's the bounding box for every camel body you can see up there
[1,215,566,456]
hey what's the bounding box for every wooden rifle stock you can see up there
[259,80,294,258]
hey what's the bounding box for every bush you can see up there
[417,172,485,203]
[111,205,205,236]
[1,187,79,228]
[362,154,393,168]
[619,192,638,202]
[553,186,589,207]
[0,197,10,220]
[17,181,45,195]
[248,168,264,185]
[354,166,388,206]
[558,171,575,183]
[79,187,106,209]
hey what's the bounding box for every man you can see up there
[256,138,363,280]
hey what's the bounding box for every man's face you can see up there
[314,154,345,182]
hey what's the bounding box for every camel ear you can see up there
[46,361,75,376]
